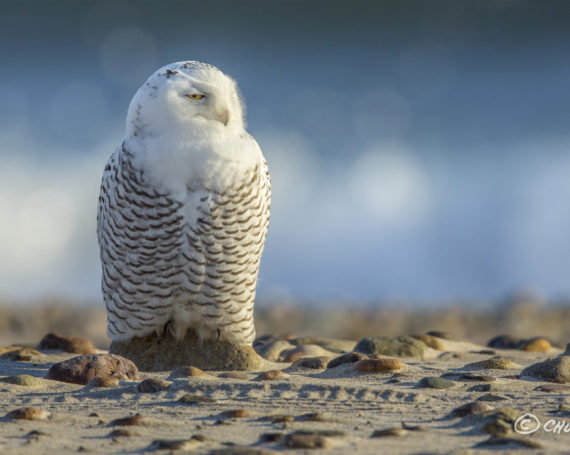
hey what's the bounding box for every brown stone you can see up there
[259,370,284,380]
[408,334,445,350]
[521,356,570,383]
[87,377,119,388]
[109,328,263,371]
[178,394,217,404]
[219,371,249,380]
[355,358,403,372]
[111,414,145,426]
[283,433,330,449]
[222,409,249,418]
[108,429,138,438]
[137,378,171,393]
[46,354,139,385]
[519,337,551,352]
[371,428,408,437]
[447,401,494,418]
[465,356,517,370]
[171,366,207,377]
[327,352,368,368]
[2,348,45,362]
[292,356,330,369]
[6,407,49,420]
[36,332,96,354]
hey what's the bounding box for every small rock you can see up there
[260,414,294,423]
[327,352,368,368]
[401,422,426,431]
[282,344,333,362]
[417,376,455,389]
[460,373,496,382]
[259,432,285,443]
[219,371,249,380]
[149,439,195,451]
[259,370,284,380]
[222,409,249,418]
[408,334,445,350]
[137,378,171,393]
[293,336,357,353]
[447,401,494,418]
[292,356,329,369]
[298,412,333,422]
[520,337,552,352]
[487,335,524,349]
[1,374,42,387]
[535,383,570,393]
[521,356,570,383]
[475,436,543,449]
[255,340,295,362]
[354,336,426,357]
[371,428,407,437]
[354,358,403,372]
[481,407,520,436]
[3,348,45,362]
[108,429,138,438]
[46,354,139,385]
[0,346,21,355]
[6,407,49,420]
[282,432,330,449]
[26,430,49,440]
[477,393,508,402]
[171,366,207,378]
[111,414,145,426]
[465,356,517,370]
[87,377,119,388]
[472,349,497,355]
[36,332,96,354]
[178,394,217,404]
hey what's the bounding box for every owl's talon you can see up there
[161,319,173,337]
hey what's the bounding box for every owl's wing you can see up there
[97,144,188,341]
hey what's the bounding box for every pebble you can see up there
[111,414,145,426]
[401,422,426,431]
[371,428,408,437]
[259,432,285,443]
[298,412,333,422]
[327,352,368,368]
[460,373,496,382]
[519,337,551,352]
[259,370,284,380]
[178,394,217,404]
[535,383,570,393]
[292,356,329,369]
[170,366,207,377]
[3,348,45,362]
[282,345,334,362]
[137,378,171,393]
[46,354,139,385]
[36,332,96,354]
[6,407,49,420]
[408,334,445,350]
[447,401,494,418]
[464,356,517,370]
[354,358,403,372]
[487,335,524,349]
[476,393,508,402]
[417,376,455,389]
[282,432,330,449]
[0,346,21,355]
[108,429,138,438]
[87,377,119,388]
[255,340,295,362]
[354,336,427,357]
[1,374,42,387]
[149,439,195,451]
[475,436,543,449]
[521,356,570,383]
[222,409,249,418]
[481,407,520,436]
[219,371,249,380]
[210,448,278,455]
[260,414,294,423]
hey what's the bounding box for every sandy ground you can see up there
[0,337,568,454]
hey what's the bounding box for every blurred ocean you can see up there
[1,0,570,303]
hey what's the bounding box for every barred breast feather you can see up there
[97,144,271,345]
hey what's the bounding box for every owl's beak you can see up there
[217,108,229,126]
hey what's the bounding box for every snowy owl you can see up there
[97,61,271,347]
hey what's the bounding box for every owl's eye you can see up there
[186,94,205,100]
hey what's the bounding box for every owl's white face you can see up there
[125,61,245,139]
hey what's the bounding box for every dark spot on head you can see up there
[165,69,179,78]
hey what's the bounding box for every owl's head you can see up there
[126,61,245,138]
